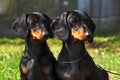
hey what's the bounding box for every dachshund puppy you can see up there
[51,10,109,80]
[12,12,56,80]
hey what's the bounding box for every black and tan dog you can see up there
[51,10,109,80]
[12,12,56,80]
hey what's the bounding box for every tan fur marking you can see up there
[64,72,71,78]
[42,67,50,75]
[72,28,86,40]
[21,66,28,74]
[31,29,43,40]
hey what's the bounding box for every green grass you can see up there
[0,35,120,80]
[0,38,24,80]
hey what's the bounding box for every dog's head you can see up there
[51,10,96,43]
[12,12,53,44]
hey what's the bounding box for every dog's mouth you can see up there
[31,29,43,39]
[30,29,48,44]
[71,28,86,41]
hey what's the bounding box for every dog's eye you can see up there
[31,21,36,25]
[70,16,80,24]
[30,18,39,25]
[75,17,80,21]
[33,18,39,22]
[43,18,47,23]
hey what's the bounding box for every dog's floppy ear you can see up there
[42,13,54,38]
[83,12,96,43]
[12,14,28,38]
[51,12,69,41]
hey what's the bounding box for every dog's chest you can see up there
[57,63,85,80]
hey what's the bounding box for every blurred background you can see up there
[0,0,120,37]
[0,0,120,80]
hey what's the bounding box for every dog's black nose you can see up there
[42,31,49,38]
[81,24,92,38]
[85,31,90,37]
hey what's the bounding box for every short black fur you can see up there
[12,12,56,80]
[51,10,109,80]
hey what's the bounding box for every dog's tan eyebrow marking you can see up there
[75,17,80,21]
[34,18,38,21]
